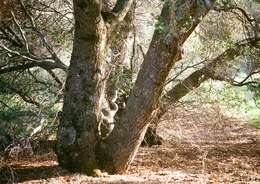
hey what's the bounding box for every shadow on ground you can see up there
[0,164,69,183]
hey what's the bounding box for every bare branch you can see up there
[0,80,40,106]
[0,27,23,47]
[164,37,260,103]
[102,0,134,24]
[0,44,40,62]
[47,70,63,87]
[227,70,260,87]
[10,11,29,52]
[0,60,67,74]
[18,0,65,66]
[0,43,67,72]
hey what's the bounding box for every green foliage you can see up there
[249,82,260,101]
[0,105,32,137]
[187,81,260,129]
[160,0,171,8]
[155,16,167,33]
[0,70,60,138]
[222,0,233,7]
[48,27,67,46]
[249,109,260,128]
[0,86,59,137]
[108,65,134,99]
[253,0,260,3]
[0,99,58,138]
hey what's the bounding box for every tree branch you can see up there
[18,0,66,66]
[0,60,67,74]
[164,37,260,103]
[102,0,134,24]
[0,80,40,106]
[10,11,30,52]
[100,0,217,173]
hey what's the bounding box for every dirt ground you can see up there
[1,104,260,183]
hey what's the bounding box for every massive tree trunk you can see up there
[55,0,107,173]
[55,0,134,174]
[97,0,216,173]
[56,0,216,174]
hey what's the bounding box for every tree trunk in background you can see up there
[97,0,216,174]
[144,38,260,146]
[142,106,165,146]
[164,38,260,110]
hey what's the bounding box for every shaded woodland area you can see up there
[0,0,259,183]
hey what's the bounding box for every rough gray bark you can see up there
[56,0,107,173]
[55,0,135,174]
[56,0,216,174]
[97,0,216,174]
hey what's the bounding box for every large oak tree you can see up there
[55,0,217,174]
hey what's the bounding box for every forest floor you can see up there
[1,104,260,183]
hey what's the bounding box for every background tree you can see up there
[0,0,72,137]
[147,0,260,140]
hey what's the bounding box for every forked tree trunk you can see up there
[55,0,135,174]
[97,0,216,173]
[56,0,216,174]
